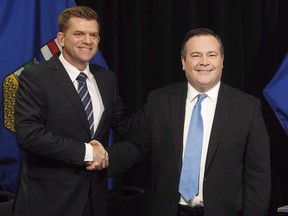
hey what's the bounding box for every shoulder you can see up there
[18,56,58,82]
[89,64,116,79]
[220,83,261,107]
[21,55,60,73]
[142,82,187,107]
[149,81,187,96]
[222,83,259,100]
[90,64,113,75]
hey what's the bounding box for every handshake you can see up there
[85,140,109,171]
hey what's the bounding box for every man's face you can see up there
[181,35,224,92]
[57,17,100,70]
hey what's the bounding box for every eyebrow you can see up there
[73,30,99,34]
[190,51,219,55]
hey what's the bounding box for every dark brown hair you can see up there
[58,6,100,33]
[181,28,224,58]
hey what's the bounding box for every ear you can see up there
[181,57,186,71]
[57,32,64,47]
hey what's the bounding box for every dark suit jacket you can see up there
[14,55,130,216]
[107,82,271,216]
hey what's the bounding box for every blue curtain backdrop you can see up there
[0,0,108,193]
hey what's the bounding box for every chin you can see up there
[198,79,211,85]
[79,56,93,62]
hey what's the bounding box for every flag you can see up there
[263,53,288,135]
[0,0,108,193]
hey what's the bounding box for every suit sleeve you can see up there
[244,99,271,216]
[15,68,85,165]
[110,76,132,137]
[107,103,150,175]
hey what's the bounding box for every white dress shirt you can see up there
[59,54,104,161]
[179,81,220,207]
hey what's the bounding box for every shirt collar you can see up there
[187,81,220,103]
[59,53,92,82]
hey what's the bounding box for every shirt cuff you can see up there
[84,143,93,162]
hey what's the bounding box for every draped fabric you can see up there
[0,0,76,193]
[264,54,288,135]
[76,0,287,110]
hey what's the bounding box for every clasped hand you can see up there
[86,140,109,171]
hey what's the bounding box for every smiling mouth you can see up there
[77,45,93,50]
[195,69,213,72]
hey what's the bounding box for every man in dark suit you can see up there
[13,6,130,216]
[105,28,271,216]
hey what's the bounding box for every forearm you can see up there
[106,138,149,176]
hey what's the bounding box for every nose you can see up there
[82,34,91,44]
[199,56,209,66]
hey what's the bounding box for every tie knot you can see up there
[76,72,87,82]
[196,94,207,105]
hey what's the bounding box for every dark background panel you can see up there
[76,0,288,215]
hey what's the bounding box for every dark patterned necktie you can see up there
[76,72,94,137]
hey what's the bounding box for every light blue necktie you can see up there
[179,94,207,202]
[76,72,94,137]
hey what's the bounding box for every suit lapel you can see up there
[205,84,234,174]
[170,83,187,174]
[48,56,91,135]
[90,65,108,139]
